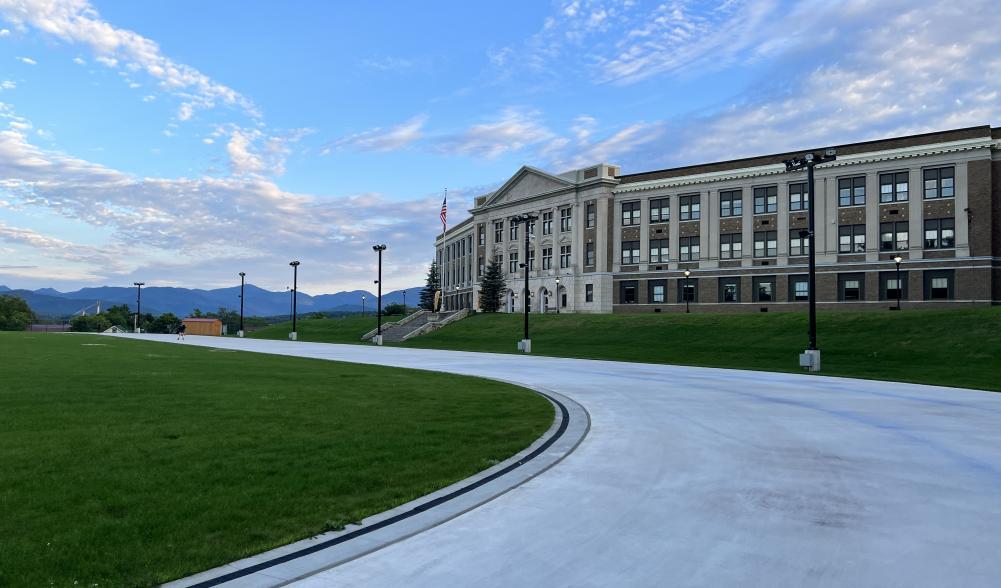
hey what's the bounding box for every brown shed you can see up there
[181,317,223,336]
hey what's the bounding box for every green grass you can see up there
[248,313,397,344]
[0,333,552,587]
[253,307,1001,392]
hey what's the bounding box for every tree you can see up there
[70,313,111,332]
[383,302,406,316]
[478,259,505,312]
[419,261,440,311]
[0,295,35,331]
[148,312,181,334]
[102,304,132,330]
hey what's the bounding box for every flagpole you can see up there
[439,188,447,312]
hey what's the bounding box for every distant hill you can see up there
[2,284,424,319]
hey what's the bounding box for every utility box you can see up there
[799,349,821,372]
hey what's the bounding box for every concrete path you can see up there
[126,335,1001,587]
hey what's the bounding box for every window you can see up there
[923,167,954,199]
[478,256,484,277]
[621,201,641,226]
[838,273,865,301]
[621,240,640,264]
[585,242,595,266]
[719,233,742,260]
[680,236,700,261]
[478,224,486,246]
[649,280,666,303]
[678,278,697,303]
[880,222,909,251]
[718,279,739,303]
[650,198,669,223]
[527,249,535,271]
[719,190,742,217]
[508,252,519,273]
[789,229,809,256]
[789,275,809,301]
[680,194,700,220]
[879,172,909,202]
[924,270,953,299]
[494,254,503,267]
[838,176,866,206]
[789,182,809,211]
[494,221,503,242]
[649,239,668,263]
[753,276,775,302]
[753,186,777,214]
[924,218,955,249]
[838,225,866,253]
[542,211,553,235]
[542,247,553,270]
[510,223,518,240]
[585,283,594,302]
[880,271,908,301]
[527,218,536,236]
[560,245,572,268]
[754,231,777,258]
[586,202,596,228]
[560,208,572,232]
[620,281,638,304]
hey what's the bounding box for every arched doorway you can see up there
[537,287,549,313]
[506,289,515,313]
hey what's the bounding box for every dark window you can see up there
[753,186,777,214]
[527,249,535,271]
[789,182,809,211]
[838,273,865,301]
[788,274,809,301]
[879,222,909,251]
[678,278,697,302]
[478,256,484,277]
[542,211,553,235]
[508,252,519,273]
[542,247,553,270]
[585,242,595,266]
[680,236,700,261]
[923,270,953,299]
[838,176,866,206]
[754,230,777,258]
[560,208,572,232]
[527,218,536,236]
[650,198,669,223]
[720,189,743,217]
[560,245,572,268]
[680,194,700,220]
[649,239,668,263]
[648,279,667,303]
[510,223,518,240]
[838,224,866,253]
[586,202,596,228]
[719,233,742,259]
[620,280,638,304]
[879,271,908,301]
[621,201,641,226]
[789,229,809,256]
[923,167,954,199]
[753,276,775,302]
[718,278,739,303]
[621,240,640,265]
[478,224,486,246]
[879,171,909,203]
[494,221,503,242]
[585,283,594,302]
[924,218,955,249]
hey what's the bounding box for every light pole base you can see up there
[373,334,384,346]
[237,330,244,338]
[289,331,297,341]
[517,339,532,353]
[799,349,821,372]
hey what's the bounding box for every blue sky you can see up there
[1,0,999,294]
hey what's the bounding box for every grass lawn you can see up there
[0,332,552,587]
[254,307,1001,392]
[248,313,396,344]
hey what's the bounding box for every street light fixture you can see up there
[362,295,366,316]
[133,282,145,333]
[555,276,561,314]
[510,212,539,353]
[238,272,246,337]
[893,255,903,311]
[683,269,691,313]
[289,261,300,341]
[372,244,387,345]
[784,147,837,372]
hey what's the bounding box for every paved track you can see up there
[133,335,1001,587]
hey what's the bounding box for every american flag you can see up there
[439,190,447,233]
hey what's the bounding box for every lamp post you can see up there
[783,148,837,372]
[893,255,903,311]
[238,272,246,337]
[133,282,144,333]
[555,276,561,314]
[402,289,407,315]
[289,261,300,341]
[455,285,460,309]
[683,270,691,313]
[362,295,366,316]
[510,212,538,352]
[372,244,387,345]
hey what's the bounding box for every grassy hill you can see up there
[252,307,1001,392]
[248,313,398,344]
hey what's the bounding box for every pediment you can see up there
[483,166,574,207]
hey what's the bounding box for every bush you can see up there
[69,314,112,332]
[0,295,35,331]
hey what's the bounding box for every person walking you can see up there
[176,322,186,341]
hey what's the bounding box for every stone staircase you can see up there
[361,309,469,343]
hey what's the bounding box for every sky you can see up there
[0,0,999,294]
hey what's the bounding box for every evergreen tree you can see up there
[419,261,440,310]
[478,259,505,312]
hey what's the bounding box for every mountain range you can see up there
[0,284,423,319]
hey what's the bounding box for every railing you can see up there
[399,308,469,341]
[360,310,429,341]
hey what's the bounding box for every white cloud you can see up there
[0,80,15,90]
[95,55,117,68]
[202,137,214,145]
[360,56,414,71]
[16,56,36,65]
[437,109,555,159]
[0,28,10,36]
[331,114,427,153]
[72,56,85,65]
[226,129,265,175]
[141,94,155,102]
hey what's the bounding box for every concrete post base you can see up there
[237,330,244,338]
[373,335,384,346]
[799,349,821,372]
[517,339,532,353]
[289,331,297,341]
